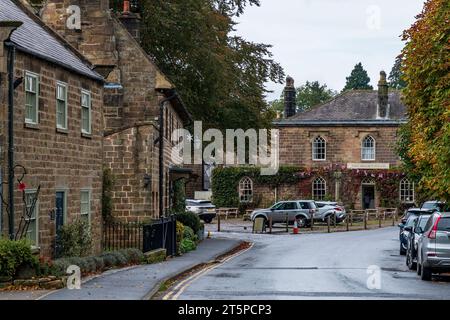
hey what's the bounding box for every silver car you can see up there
[250,200,317,228]
[314,201,347,223]
[417,212,450,281]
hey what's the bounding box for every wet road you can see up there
[174,227,450,300]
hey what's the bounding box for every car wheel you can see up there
[203,217,212,224]
[400,242,406,256]
[421,265,432,281]
[295,216,307,228]
[406,248,417,270]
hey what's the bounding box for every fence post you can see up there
[379,212,382,228]
[218,211,221,232]
[350,211,353,226]
[327,215,331,233]
[346,214,349,231]
[285,213,289,233]
[310,211,314,231]
[333,213,337,228]
[269,217,273,234]
[392,210,395,226]
[364,210,368,230]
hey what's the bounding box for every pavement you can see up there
[0,238,241,300]
[172,227,450,300]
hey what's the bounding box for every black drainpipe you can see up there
[6,43,15,240]
[158,90,177,218]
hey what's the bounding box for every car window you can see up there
[423,214,436,232]
[422,202,436,210]
[299,202,309,209]
[418,216,431,230]
[283,202,298,210]
[437,217,450,231]
[406,216,417,227]
[316,203,326,208]
[271,203,284,210]
[186,201,195,206]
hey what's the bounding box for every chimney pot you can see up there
[123,0,130,14]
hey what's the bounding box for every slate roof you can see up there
[275,90,407,127]
[0,0,103,81]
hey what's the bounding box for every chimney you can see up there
[119,0,142,43]
[377,71,389,119]
[284,76,296,118]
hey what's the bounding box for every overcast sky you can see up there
[234,0,425,101]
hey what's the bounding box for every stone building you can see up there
[38,0,192,221]
[210,72,415,211]
[0,0,104,258]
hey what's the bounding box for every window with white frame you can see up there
[312,177,327,201]
[81,90,92,134]
[239,177,253,203]
[25,71,39,124]
[312,136,326,161]
[25,190,39,246]
[361,135,376,161]
[56,82,68,129]
[80,190,91,226]
[400,178,415,203]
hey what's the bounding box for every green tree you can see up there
[388,56,407,89]
[296,81,336,112]
[342,62,373,91]
[140,0,284,130]
[399,0,450,201]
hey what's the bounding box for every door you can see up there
[54,192,65,258]
[436,216,450,259]
[362,185,375,209]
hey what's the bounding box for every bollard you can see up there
[392,212,395,226]
[327,216,331,233]
[311,212,314,231]
[379,213,382,228]
[269,217,273,234]
[217,212,221,232]
[346,214,349,231]
[350,212,353,226]
[333,213,337,228]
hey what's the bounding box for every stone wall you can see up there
[0,51,103,258]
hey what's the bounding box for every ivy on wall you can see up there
[211,166,301,208]
[212,165,413,210]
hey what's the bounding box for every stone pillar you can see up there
[284,76,296,118]
[333,171,342,202]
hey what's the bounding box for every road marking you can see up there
[162,242,254,300]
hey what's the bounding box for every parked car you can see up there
[185,199,216,223]
[399,215,418,256]
[405,214,432,270]
[417,212,450,281]
[314,201,347,223]
[250,200,317,228]
[398,208,434,255]
[421,201,449,213]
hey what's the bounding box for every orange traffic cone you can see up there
[293,220,299,234]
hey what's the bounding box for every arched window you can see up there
[312,136,326,161]
[400,178,415,203]
[361,135,376,160]
[312,177,327,201]
[239,177,253,203]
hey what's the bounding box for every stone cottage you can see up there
[0,0,104,258]
[38,0,192,222]
[248,72,413,210]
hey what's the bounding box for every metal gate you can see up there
[143,215,177,256]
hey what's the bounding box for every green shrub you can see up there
[56,219,92,258]
[118,248,144,264]
[180,238,197,254]
[183,226,195,241]
[0,238,38,278]
[93,256,105,271]
[177,211,201,234]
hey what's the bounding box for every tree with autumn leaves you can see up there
[399,0,449,201]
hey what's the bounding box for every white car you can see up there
[186,199,216,223]
[314,201,347,223]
